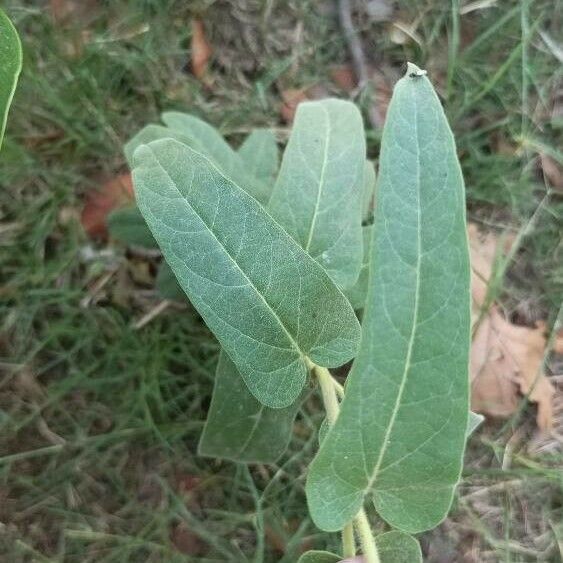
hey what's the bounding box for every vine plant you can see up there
[111,63,481,562]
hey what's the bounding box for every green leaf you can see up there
[132,139,361,408]
[162,112,270,203]
[317,417,330,446]
[297,550,340,563]
[124,124,193,167]
[306,63,471,533]
[376,531,422,563]
[238,128,279,184]
[268,99,366,289]
[199,352,301,462]
[108,206,158,248]
[0,9,22,151]
[155,261,185,301]
[362,160,376,222]
[343,226,372,310]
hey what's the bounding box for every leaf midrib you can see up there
[147,146,306,362]
[304,106,331,253]
[367,85,423,492]
[239,406,265,457]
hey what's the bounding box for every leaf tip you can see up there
[131,143,154,168]
[405,62,427,78]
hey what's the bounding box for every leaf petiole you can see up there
[307,360,378,562]
[331,376,345,399]
[342,522,356,558]
[355,510,380,563]
[308,361,340,425]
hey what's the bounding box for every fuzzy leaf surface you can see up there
[306,64,471,533]
[377,531,422,563]
[133,139,361,408]
[0,9,22,150]
[124,124,193,167]
[199,352,301,462]
[297,551,340,563]
[162,112,270,203]
[343,226,372,310]
[238,128,279,184]
[268,99,365,288]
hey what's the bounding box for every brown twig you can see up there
[132,300,171,330]
[337,0,380,129]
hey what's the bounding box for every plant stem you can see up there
[342,522,356,558]
[308,360,381,561]
[355,510,380,563]
[314,365,340,425]
[331,375,345,399]
[307,360,354,556]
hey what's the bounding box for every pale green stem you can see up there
[307,360,380,561]
[331,376,345,399]
[355,510,380,563]
[307,360,353,556]
[314,364,340,425]
[342,522,356,558]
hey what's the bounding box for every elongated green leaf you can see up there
[0,9,22,150]
[376,531,422,563]
[125,125,290,458]
[362,160,376,222]
[195,130,283,462]
[162,112,236,170]
[199,352,301,462]
[238,128,279,184]
[162,112,270,203]
[124,124,194,167]
[343,226,372,310]
[297,551,340,563]
[108,206,157,248]
[133,139,361,408]
[306,63,471,533]
[268,99,366,289]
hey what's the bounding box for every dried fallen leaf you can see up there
[81,173,134,239]
[279,84,329,123]
[50,0,98,24]
[371,67,395,127]
[555,329,563,354]
[330,65,357,92]
[539,153,563,192]
[471,306,554,429]
[191,18,212,81]
[49,0,97,57]
[171,522,204,556]
[468,223,556,430]
[467,222,515,308]
[280,88,311,123]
